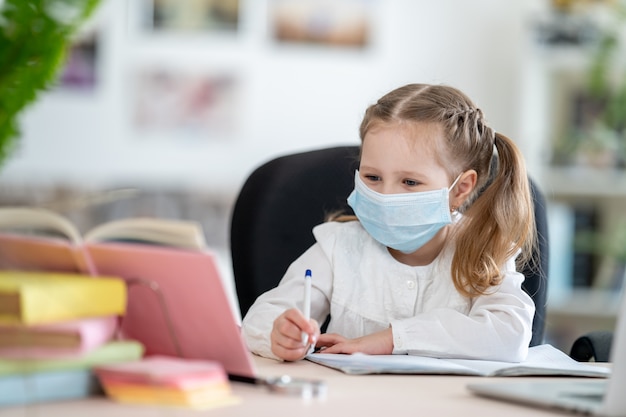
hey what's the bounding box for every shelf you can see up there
[548,288,622,319]
[543,167,626,198]
[545,288,621,352]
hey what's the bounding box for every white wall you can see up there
[1,0,545,194]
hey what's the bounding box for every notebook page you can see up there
[446,344,611,377]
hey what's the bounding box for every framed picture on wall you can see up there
[269,0,374,48]
[142,0,240,32]
[132,68,240,140]
[57,30,99,91]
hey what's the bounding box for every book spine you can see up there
[17,276,127,325]
[0,340,144,376]
[0,316,118,359]
[0,369,103,406]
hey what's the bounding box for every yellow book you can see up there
[0,271,126,325]
[103,383,239,410]
[103,381,233,402]
[107,392,240,410]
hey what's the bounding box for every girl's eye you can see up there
[404,179,419,186]
[364,175,381,182]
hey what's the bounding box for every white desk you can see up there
[0,355,606,417]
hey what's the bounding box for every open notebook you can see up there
[305,344,609,377]
[468,289,626,416]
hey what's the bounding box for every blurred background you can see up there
[1,0,625,351]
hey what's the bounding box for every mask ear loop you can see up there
[448,173,463,191]
[448,173,464,214]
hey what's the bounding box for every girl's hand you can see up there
[271,308,320,361]
[316,328,393,355]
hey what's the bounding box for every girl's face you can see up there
[359,121,452,195]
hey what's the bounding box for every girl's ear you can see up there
[451,170,477,208]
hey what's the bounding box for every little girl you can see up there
[242,83,536,363]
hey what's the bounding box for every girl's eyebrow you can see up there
[396,170,423,177]
[391,170,428,181]
[358,165,377,172]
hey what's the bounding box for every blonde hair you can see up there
[356,83,536,297]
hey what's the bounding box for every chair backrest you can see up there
[230,146,549,346]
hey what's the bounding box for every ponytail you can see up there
[451,132,536,296]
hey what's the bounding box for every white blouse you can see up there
[241,221,534,362]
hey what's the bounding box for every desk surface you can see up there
[1,355,606,417]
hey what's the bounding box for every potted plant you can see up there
[552,2,626,169]
[0,0,101,167]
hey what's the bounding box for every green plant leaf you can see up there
[0,0,102,166]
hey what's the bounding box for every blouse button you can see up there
[406,280,416,290]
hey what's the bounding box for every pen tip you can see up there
[305,269,312,277]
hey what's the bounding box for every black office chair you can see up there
[230,146,549,346]
[570,331,614,362]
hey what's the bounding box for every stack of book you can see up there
[0,270,144,407]
[94,356,239,410]
[0,207,242,409]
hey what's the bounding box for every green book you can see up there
[0,340,144,376]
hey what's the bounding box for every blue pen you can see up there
[302,269,312,345]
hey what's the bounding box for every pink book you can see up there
[0,316,118,359]
[0,233,95,275]
[94,355,228,390]
[0,207,205,276]
[88,242,256,378]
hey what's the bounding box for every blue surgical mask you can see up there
[347,170,461,254]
